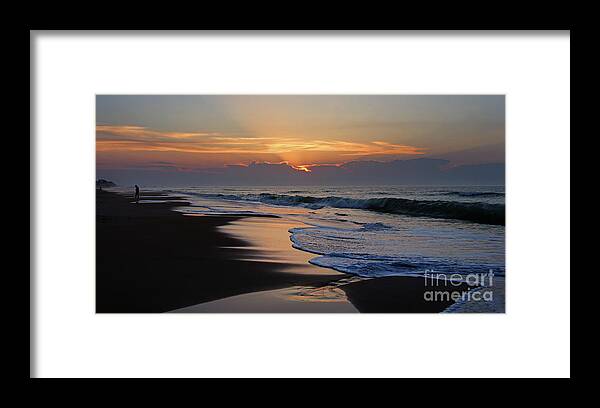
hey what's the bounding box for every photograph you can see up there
[96,95,505,313]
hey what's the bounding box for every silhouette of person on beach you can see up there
[134,185,140,203]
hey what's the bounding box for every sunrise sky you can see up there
[96,95,504,183]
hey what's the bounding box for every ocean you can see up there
[148,185,506,281]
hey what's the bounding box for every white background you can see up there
[32,31,570,378]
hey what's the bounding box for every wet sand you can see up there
[171,286,358,313]
[201,216,342,275]
[340,276,471,313]
[96,191,343,313]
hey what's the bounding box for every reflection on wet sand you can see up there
[175,216,360,312]
[171,286,358,313]
[218,217,343,276]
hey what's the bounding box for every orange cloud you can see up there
[96,125,222,142]
[96,124,426,163]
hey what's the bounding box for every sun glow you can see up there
[291,164,312,172]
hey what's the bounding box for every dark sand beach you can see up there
[96,191,471,313]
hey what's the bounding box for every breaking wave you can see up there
[191,192,505,225]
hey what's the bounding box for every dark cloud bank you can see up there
[98,158,504,187]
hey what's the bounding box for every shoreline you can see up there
[97,189,481,313]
